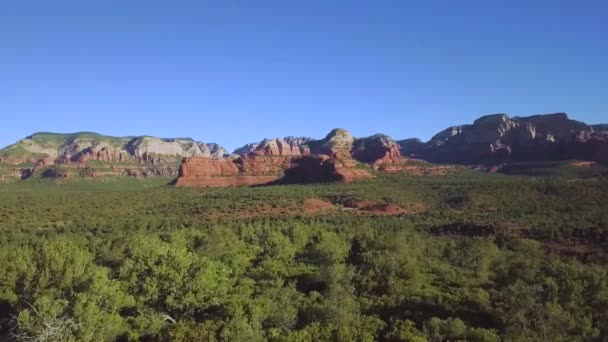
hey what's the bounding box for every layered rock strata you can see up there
[398,113,608,164]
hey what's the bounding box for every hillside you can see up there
[0,132,227,161]
[1,112,606,183]
[0,132,228,181]
[398,113,608,166]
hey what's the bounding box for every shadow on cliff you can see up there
[257,156,342,186]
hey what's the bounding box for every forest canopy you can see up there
[0,171,607,341]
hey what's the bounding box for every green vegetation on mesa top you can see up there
[0,132,132,157]
[1,170,608,341]
[0,131,226,161]
[26,131,134,144]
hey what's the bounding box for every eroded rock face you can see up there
[400,113,608,164]
[234,137,312,156]
[281,152,372,184]
[307,128,355,155]
[175,128,416,187]
[234,129,408,165]
[352,134,401,165]
[5,113,602,182]
[175,154,306,187]
[173,157,267,187]
[74,145,128,163]
[174,150,373,187]
[328,151,373,183]
[0,132,228,179]
[238,156,295,175]
[175,156,285,187]
[125,137,202,158]
[249,138,312,157]
[201,143,228,159]
[397,138,428,158]
[592,124,608,134]
[178,157,239,178]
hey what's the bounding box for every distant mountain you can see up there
[176,128,404,187]
[0,132,228,181]
[0,132,227,163]
[233,136,313,156]
[398,113,608,165]
[592,124,608,134]
[1,112,606,183]
[233,129,402,165]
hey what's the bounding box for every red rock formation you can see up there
[248,139,312,157]
[175,156,282,187]
[377,143,402,165]
[238,156,294,175]
[174,151,373,187]
[402,113,608,165]
[179,157,239,177]
[327,151,372,183]
[351,135,405,166]
[365,142,402,166]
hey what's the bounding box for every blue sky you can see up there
[1,0,606,152]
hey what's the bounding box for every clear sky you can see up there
[1,0,606,152]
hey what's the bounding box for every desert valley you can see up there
[3,0,607,340]
[1,112,608,341]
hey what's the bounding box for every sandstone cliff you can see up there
[399,113,608,164]
[0,132,228,180]
[307,128,355,155]
[352,134,402,165]
[174,152,373,188]
[3,112,604,183]
[592,124,608,134]
[235,129,406,166]
[233,137,312,156]
[1,132,227,162]
[175,129,378,187]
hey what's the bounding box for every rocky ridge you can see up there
[2,112,606,184]
[398,113,608,165]
[175,128,408,187]
[233,137,313,157]
[0,132,227,181]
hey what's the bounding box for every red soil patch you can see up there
[358,202,406,215]
[175,155,373,187]
[303,199,336,214]
[344,200,407,215]
[570,161,597,167]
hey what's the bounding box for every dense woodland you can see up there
[1,166,608,341]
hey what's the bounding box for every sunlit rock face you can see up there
[399,113,608,164]
[175,128,390,187]
[352,134,402,165]
[0,132,229,180]
[233,137,312,157]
